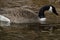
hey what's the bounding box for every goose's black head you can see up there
[38,5,58,18]
[50,5,58,15]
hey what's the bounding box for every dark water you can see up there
[0,23,60,40]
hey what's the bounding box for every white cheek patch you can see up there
[38,18,46,24]
[49,6,52,12]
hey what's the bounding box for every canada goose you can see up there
[38,5,58,24]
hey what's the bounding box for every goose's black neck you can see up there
[38,11,45,18]
[38,5,50,18]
